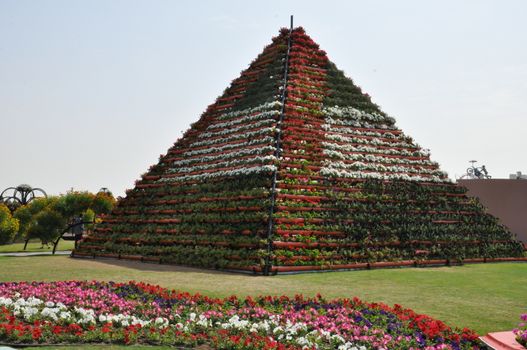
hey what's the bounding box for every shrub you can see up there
[12,191,116,245]
[26,208,66,245]
[0,204,19,244]
[13,197,56,240]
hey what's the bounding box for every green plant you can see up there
[0,203,19,244]
[13,191,116,246]
[26,208,66,245]
[13,197,57,241]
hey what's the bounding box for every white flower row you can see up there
[159,165,277,183]
[324,105,396,125]
[323,149,438,167]
[0,296,160,327]
[168,155,276,174]
[325,133,417,149]
[322,160,446,177]
[173,146,276,167]
[322,124,408,142]
[183,136,274,157]
[207,109,280,130]
[322,142,429,157]
[320,167,449,183]
[198,118,276,139]
[215,101,282,121]
[217,313,366,349]
[98,313,154,327]
[189,127,277,148]
[323,116,396,130]
[0,295,375,350]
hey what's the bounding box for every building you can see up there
[458,178,527,243]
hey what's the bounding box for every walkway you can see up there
[0,250,71,257]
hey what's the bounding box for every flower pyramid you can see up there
[73,27,524,273]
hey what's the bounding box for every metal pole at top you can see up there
[290,15,294,30]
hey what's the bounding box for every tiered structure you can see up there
[73,26,524,274]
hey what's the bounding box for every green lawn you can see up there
[0,255,525,337]
[0,240,74,253]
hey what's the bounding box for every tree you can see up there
[12,191,116,246]
[13,197,56,241]
[0,204,19,244]
[91,192,116,215]
[26,208,65,245]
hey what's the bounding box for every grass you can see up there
[0,240,74,253]
[0,255,525,337]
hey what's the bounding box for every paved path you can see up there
[0,250,71,257]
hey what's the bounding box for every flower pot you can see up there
[142,256,160,263]
[370,261,414,268]
[97,253,119,259]
[120,255,143,261]
[417,259,448,266]
[480,331,525,350]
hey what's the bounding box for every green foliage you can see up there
[11,191,116,245]
[13,197,57,240]
[55,192,96,217]
[26,208,66,244]
[324,61,385,115]
[91,192,116,214]
[0,203,19,244]
[83,208,95,223]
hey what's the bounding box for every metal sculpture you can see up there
[0,184,47,211]
[98,187,110,193]
[51,218,96,254]
[461,160,492,179]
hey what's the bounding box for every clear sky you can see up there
[1,0,526,196]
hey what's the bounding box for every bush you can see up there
[92,192,116,215]
[26,208,66,245]
[13,197,57,241]
[0,204,19,244]
[12,191,116,245]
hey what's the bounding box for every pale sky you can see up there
[1,0,526,196]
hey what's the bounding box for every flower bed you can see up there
[0,281,481,349]
[514,313,527,347]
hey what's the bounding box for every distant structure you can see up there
[460,160,491,179]
[459,178,527,243]
[0,184,47,211]
[509,171,527,180]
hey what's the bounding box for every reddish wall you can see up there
[458,179,527,243]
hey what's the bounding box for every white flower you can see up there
[160,165,277,183]
[154,317,168,327]
[0,297,13,306]
[41,307,59,321]
[22,306,39,320]
[198,118,276,139]
[196,314,209,327]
